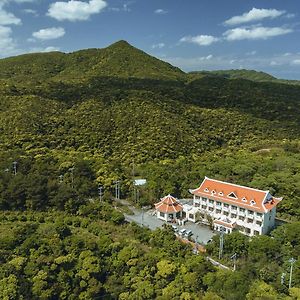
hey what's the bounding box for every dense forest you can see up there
[1,40,300,299]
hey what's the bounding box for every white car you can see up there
[179,228,186,236]
[172,225,178,232]
[184,230,193,237]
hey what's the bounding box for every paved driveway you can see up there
[124,207,215,245]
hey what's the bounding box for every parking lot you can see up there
[124,207,215,245]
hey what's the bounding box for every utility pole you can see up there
[141,206,144,226]
[231,253,237,271]
[136,188,140,204]
[12,161,17,176]
[132,159,135,177]
[114,180,120,200]
[132,159,135,202]
[289,258,296,289]
[219,226,226,260]
[98,184,103,202]
[194,235,199,255]
[281,272,286,285]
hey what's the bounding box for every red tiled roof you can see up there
[214,219,237,229]
[191,177,282,213]
[155,194,183,213]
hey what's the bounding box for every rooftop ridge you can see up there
[205,177,269,195]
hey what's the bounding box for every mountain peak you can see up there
[107,40,134,49]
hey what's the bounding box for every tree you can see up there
[246,280,279,300]
[0,275,19,300]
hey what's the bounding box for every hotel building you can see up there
[190,177,282,236]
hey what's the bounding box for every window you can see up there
[256,221,262,226]
[216,201,222,206]
[194,203,200,207]
[248,210,254,215]
[209,199,214,204]
[247,218,253,223]
[209,207,214,212]
[257,212,262,217]
[245,228,251,234]
[219,192,224,196]
[201,205,207,209]
[204,188,209,192]
[254,230,259,235]
[250,200,256,205]
[202,197,207,202]
[239,216,245,221]
[189,214,194,219]
[160,212,164,217]
[242,197,247,202]
[224,204,229,208]
[216,209,221,214]
[231,205,237,210]
[231,214,237,218]
[211,190,216,195]
[224,211,229,216]
[239,208,245,212]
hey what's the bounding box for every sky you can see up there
[0,0,300,79]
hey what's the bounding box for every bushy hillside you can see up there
[188,69,300,85]
[1,41,300,218]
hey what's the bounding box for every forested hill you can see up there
[188,69,300,85]
[0,40,184,84]
[1,41,300,218]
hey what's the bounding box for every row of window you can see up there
[215,226,260,235]
[195,198,263,218]
[197,204,263,226]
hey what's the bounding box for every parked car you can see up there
[184,230,193,237]
[179,228,186,236]
[172,225,178,232]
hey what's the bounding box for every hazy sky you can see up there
[1,0,300,79]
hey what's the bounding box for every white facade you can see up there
[190,177,282,237]
[193,195,276,236]
[156,210,181,222]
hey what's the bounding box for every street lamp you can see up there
[289,258,296,289]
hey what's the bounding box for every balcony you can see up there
[256,215,263,221]
[247,213,254,219]
[208,202,214,208]
[231,206,238,212]
[223,206,229,212]
[238,211,246,217]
